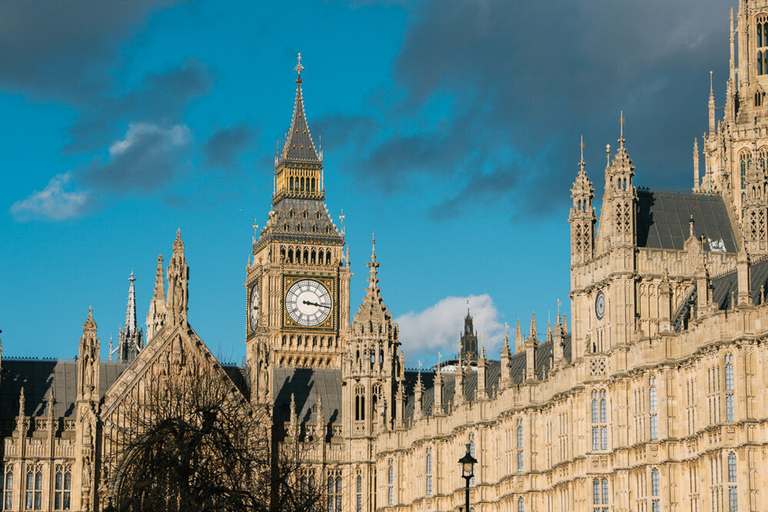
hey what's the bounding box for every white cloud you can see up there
[395,294,505,363]
[11,172,90,221]
[109,123,190,157]
[85,122,192,191]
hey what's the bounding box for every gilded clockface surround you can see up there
[249,282,259,331]
[284,278,333,327]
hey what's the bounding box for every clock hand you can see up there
[303,300,331,309]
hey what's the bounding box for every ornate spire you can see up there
[125,272,138,337]
[147,254,167,342]
[368,232,380,290]
[279,53,321,165]
[153,255,165,301]
[529,312,537,342]
[118,271,144,362]
[173,229,184,254]
[18,387,25,419]
[693,138,700,190]
[166,230,189,328]
[83,306,96,333]
[611,112,634,172]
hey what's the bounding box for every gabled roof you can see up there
[636,189,737,252]
[0,360,129,418]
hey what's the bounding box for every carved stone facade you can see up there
[5,3,768,511]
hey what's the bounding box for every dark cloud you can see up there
[67,60,214,153]
[205,124,254,169]
[333,0,734,219]
[81,123,191,192]
[0,0,186,101]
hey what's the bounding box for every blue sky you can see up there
[0,0,736,367]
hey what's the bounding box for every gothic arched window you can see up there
[760,51,764,75]
[725,354,735,422]
[1,466,13,511]
[649,377,658,440]
[425,448,433,496]
[356,472,363,512]
[740,152,751,191]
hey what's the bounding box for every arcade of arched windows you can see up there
[281,334,338,350]
[279,245,335,266]
[277,354,334,368]
[287,174,320,195]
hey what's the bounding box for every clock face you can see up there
[249,283,259,331]
[285,279,332,327]
[595,291,606,320]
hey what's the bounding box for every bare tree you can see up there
[103,354,322,512]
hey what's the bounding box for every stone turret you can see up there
[166,230,189,328]
[569,137,596,266]
[459,303,478,364]
[499,326,512,389]
[146,255,166,342]
[344,234,402,435]
[77,308,100,403]
[525,313,538,382]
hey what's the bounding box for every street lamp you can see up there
[458,443,477,512]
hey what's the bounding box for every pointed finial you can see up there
[47,386,55,417]
[437,351,442,364]
[294,53,304,83]
[618,111,626,149]
[18,387,25,418]
[605,144,611,166]
[371,232,376,262]
[709,70,714,98]
[578,136,586,171]
[129,271,135,283]
[504,322,509,341]
[173,229,184,252]
[339,210,345,235]
[556,298,562,321]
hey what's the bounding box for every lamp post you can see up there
[458,443,477,512]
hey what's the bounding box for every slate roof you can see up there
[279,79,320,165]
[271,336,571,429]
[273,367,343,426]
[222,364,251,401]
[711,256,768,309]
[403,337,570,422]
[672,256,768,330]
[636,189,737,252]
[0,360,130,418]
[254,198,344,251]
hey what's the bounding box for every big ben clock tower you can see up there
[246,55,350,402]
